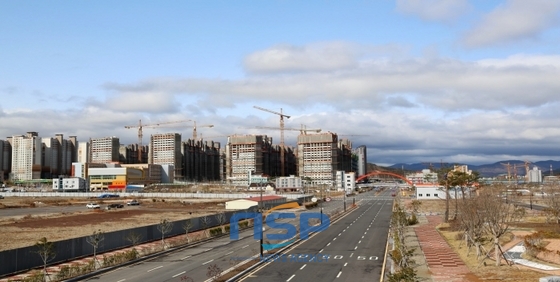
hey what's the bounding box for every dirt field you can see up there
[401,196,560,281]
[0,197,227,251]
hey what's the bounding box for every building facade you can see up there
[52,177,87,192]
[90,137,120,164]
[149,133,182,180]
[41,134,77,178]
[354,145,367,177]
[276,175,303,192]
[226,135,277,186]
[297,132,339,185]
[0,140,11,182]
[182,138,221,182]
[10,132,42,181]
[528,166,542,183]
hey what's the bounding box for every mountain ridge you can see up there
[384,160,560,177]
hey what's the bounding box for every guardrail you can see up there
[0,191,312,200]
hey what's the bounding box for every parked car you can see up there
[107,203,124,209]
[127,200,140,206]
[86,203,101,209]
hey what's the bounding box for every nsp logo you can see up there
[230,203,330,250]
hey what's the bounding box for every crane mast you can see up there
[253,106,291,176]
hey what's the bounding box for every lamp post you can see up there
[530,191,533,210]
[258,181,264,258]
[320,184,323,224]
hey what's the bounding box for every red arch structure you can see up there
[356,170,413,185]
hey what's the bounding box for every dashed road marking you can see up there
[172,271,186,278]
[147,266,163,272]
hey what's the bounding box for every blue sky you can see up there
[2,0,560,166]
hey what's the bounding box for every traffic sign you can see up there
[326,197,332,202]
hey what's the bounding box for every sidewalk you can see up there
[404,214,472,282]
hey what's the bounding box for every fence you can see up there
[0,206,259,277]
[0,192,311,200]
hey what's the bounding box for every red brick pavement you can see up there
[415,215,471,281]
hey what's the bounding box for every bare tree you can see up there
[457,196,487,259]
[200,215,211,237]
[543,185,560,224]
[206,263,222,281]
[182,219,193,243]
[86,229,104,270]
[157,219,173,249]
[125,231,142,249]
[478,188,516,266]
[34,237,55,282]
[215,212,226,232]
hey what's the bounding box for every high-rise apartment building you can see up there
[119,144,148,164]
[297,132,339,185]
[11,132,42,181]
[354,145,367,177]
[42,134,77,178]
[90,137,120,164]
[528,166,542,183]
[0,140,11,182]
[149,133,182,180]
[77,142,90,164]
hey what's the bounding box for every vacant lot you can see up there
[0,197,227,250]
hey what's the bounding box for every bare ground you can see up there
[0,197,227,250]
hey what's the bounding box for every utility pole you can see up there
[259,180,264,258]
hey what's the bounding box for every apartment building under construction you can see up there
[297,132,352,185]
[226,135,286,186]
[182,138,222,182]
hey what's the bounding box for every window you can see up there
[418,194,423,197]
[426,194,431,197]
[434,193,438,197]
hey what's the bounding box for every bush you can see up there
[152,198,156,202]
[209,227,223,236]
[224,224,231,233]
[407,213,418,225]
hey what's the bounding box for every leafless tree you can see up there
[215,212,226,232]
[206,263,222,281]
[182,219,193,243]
[125,231,142,249]
[457,196,487,259]
[477,188,516,266]
[34,237,55,282]
[157,219,173,249]
[86,229,104,270]
[543,185,560,224]
[200,215,211,237]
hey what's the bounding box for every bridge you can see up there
[356,170,413,185]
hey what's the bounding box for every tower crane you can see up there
[253,106,291,175]
[501,162,512,182]
[124,119,191,162]
[254,126,321,134]
[191,121,214,140]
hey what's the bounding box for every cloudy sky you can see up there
[2,0,560,166]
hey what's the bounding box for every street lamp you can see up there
[259,181,264,258]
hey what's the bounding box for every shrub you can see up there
[152,198,157,202]
[407,213,418,225]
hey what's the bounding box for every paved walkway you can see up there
[408,215,471,282]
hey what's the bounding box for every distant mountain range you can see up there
[386,160,560,177]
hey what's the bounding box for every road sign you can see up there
[311,197,318,203]
[326,197,332,202]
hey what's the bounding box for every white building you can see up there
[52,177,87,192]
[225,195,286,210]
[406,169,438,185]
[276,175,303,192]
[528,166,542,183]
[149,133,182,180]
[335,171,355,194]
[11,132,42,181]
[416,186,446,200]
[77,142,90,164]
[354,145,367,177]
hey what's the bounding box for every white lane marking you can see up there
[287,274,296,281]
[358,240,362,244]
[172,271,186,278]
[117,280,126,282]
[337,271,342,278]
[300,264,307,270]
[354,246,358,250]
[202,259,214,265]
[242,244,249,249]
[344,262,348,267]
[333,238,337,241]
[350,253,354,257]
[225,251,234,255]
[327,243,331,246]
[180,255,191,260]
[319,249,323,253]
[361,236,364,239]
[147,265,163,272]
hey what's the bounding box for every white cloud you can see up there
[463,0,560,48]
[243,42,362,73]
[395,0,470,22]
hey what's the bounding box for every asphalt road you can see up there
[82,192,365,282]
[240,190,393,282]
